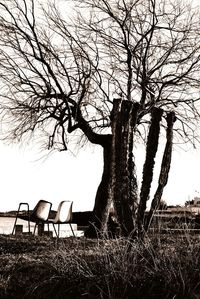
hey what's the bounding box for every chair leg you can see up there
[27,206,30,234]
[51,223,75,238]
[58,224,60,238]
[33,224,37,235]
[52,223,58,237]
[12,203,30,235]
[12,216,18,235]
[69,223,75,237]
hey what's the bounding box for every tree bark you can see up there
[85,135,113,238]
[71,104,115,237]
[137,108,163,235]
[110,99,140,237]
[128,103,140,223]
[144,111,176,231]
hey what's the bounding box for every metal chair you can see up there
[46,201,75,237]
[12,200,52,235]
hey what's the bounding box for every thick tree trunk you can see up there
[137,108,163,235]
[144,111,176,231]
[72,99,140,238]
[110,99,140,236]
[86,100,140,238]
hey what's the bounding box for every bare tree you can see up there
[0,0,200,236]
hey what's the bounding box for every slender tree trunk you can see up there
[137,108,163,236]
[128,105,140,224]
[144,111,176,231]
[85,135,112,238]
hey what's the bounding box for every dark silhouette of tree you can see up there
[0,0,200,236]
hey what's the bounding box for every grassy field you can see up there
[0,232,200,299]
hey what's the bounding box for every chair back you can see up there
[54,201,73,223]
[32,200,52,221]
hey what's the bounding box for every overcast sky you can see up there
[0,141,103,212]
[0,138,199,212]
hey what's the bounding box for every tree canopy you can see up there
[0,0,199,148]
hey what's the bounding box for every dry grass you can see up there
[0,232,200,298]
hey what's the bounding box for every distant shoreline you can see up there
[0,212,17,217]
[0,211,94,226]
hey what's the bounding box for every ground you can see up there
[0,233,200,298]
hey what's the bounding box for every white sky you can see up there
[0,138,199,212]
[146,146,200,207]
[0,142,103,212]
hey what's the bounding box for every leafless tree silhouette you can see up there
[0,0,200,236]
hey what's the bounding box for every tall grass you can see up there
[1,232,200,298]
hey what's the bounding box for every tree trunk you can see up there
[72,99,140,238]
[128,104,140,224]
[85,135,113,238]
[144,111,176,231]
[137,108,163,236]
[110,99,140,237]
